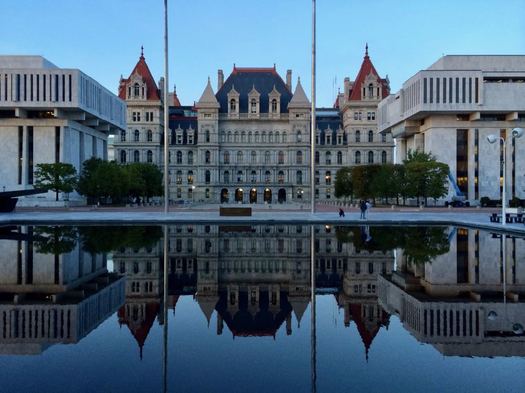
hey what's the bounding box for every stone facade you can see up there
[378,55,525,201]
[116,47,394,204]
[0,56,126,204]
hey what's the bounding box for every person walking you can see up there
[360,200,366,219]
[339,208,345,218]
[365,200,372,219]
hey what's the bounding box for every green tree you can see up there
[77,158,129,204]
[34,163,77,201]
[33,226,78,255]
[334,167,353,200]
[352,165,382,201]
[403,149,436,164]
[124,163,163,201]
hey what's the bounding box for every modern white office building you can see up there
[378,55,525,201]
[0,56,126,204]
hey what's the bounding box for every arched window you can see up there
[188,170,194,184]
[120,150,127,163]
[205,170,211,184]
[133,83,140,97]
[205,150,211,164]
[325,151,332,164]
[223,151,230,164]
[251,170,257,182]
[176,170,182,184]
[278,151,284,164]
[355,130,361,143]
[147,130,153,142]
[237,151,243,163]
[224,171,230,183]
[147,150,153,163]
[368,83,374,98]
[234,131,239,142]
[382,150,387,164]
[296,151,303,164]
[248,131,252,143]
[271,99,278,112]
[176,151,182,164]
[368,130,374,143]
[337,151,343,164]
[296,170,303,185]
[265,151,271,164]
[134,129,140,142]
[188,151,193,164]
[275,131,280,142]
[230,99,236,111]
[120,130,126,142]
[269,132,273,143]
[134,150,140,162]
[315,151,319,164]
[251,151,257,163]
[221,131,226,142]
[205,130,210,143]
[261,132,266,142]
[368,151,374,163]
[355,151,361,164]
[297,130,302,142]
[282,132,287,142]
[227,131,232,142]
[251,98,257,113]
[325,171,331,185]
[255,131,260,143]
[237,170,243,182]
[278,170,285,184]
[265,170,271,183]
[241,131,246,142]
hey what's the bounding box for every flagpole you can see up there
[163,0,169,214]
[310,0,316,214]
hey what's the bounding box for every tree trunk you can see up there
[55,190,59,202]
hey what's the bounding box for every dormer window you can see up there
[230,99,236,111]
[368,83,374,98]
[271,99,277,112]
[134,83,140,97]
[250,99,257,113]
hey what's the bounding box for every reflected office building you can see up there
[113,224,395,350]
[379,228,525,357]
[0,227,125,355]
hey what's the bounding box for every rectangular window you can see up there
[443,78,447,103]
[474,129,479,200]
[30,74,33,101]
[436,78,440,103]
[449,78,453,103]
[62,74,65,102]
[475,77,479,103]
[15,74,21,101]
[68,74,72,101]
[456,129,468,195]
[468,78,472,103]
[23,74,27,101]
[455,78,459,103]
[18,126,23,184]
[36,74,40,101]
[54,74,59,101]
[28,126,34,184]
[92,135,97,157]
[423,78,427,103]
[462,77,466,103]
[429,78,433,103]
[55,126,60,163]
[43,75,46,101]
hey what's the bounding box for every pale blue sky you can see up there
[2,0,524,106]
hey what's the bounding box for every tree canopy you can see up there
[34,163,77,201]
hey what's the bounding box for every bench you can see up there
[219,207,252,217]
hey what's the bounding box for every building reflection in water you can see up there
[0,224,523,361]
[379,228,525,357]
[0,226,125,355]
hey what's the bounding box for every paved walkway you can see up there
[1,208,524,235]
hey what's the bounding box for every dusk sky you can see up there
[2,0,524,106]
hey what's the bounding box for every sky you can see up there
[1,0,524,107]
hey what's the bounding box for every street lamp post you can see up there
[487,127,523,225]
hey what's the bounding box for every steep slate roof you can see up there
[288,78,310,109]
[119,48,160,101]
[197,78,220,108]
[216,66,293,113]
[118,302,160,359]
[349,304,390,361]
[348,44,390,101]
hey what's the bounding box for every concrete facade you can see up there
[0,56,126,204]
[378,55,525,201]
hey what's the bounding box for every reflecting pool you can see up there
[0,225,524,393]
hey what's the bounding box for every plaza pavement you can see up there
[1,205,524,235]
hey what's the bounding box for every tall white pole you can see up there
[502,138,506,226]
[163,0,169,214]
[310,0,316,214]
[310,225,316,393]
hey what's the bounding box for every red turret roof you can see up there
[118,302,160,359]
[348,44,389,101]
[349,304,390,361]
[118,47,161,101]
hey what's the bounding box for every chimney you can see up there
[286,70,292,91]
[344,77,350,98]
[218,69,224,90]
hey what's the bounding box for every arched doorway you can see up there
[264,188,272,203]
[250,188,257,204]
[235,188,244,203]
[296,188,303,200]
[221,188,229,203]
[278,188,286,203]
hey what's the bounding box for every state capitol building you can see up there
[115,45,394,204]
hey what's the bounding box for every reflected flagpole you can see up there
[310,225,317,393]
[163,0,170,213]
[310,0,316,214]
[162,225,169,393]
